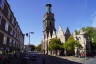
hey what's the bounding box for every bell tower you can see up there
[43,4,56,54]
[43,4,56,39]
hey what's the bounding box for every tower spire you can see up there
[46,4,52,13]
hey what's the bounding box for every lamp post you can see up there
[26,32,34,51]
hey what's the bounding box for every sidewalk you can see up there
[84,56,96,64]
[56,56,88,64]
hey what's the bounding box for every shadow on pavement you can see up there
[42,55,82,64]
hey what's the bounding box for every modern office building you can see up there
[0,0,24,54]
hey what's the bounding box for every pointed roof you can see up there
[57,25,64,35]
[65,27,71,35]
[52,30,56,38]
[58,25,63,32]
[57,25,65,43]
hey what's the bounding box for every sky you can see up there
[7,0,96,46]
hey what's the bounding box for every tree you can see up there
[82,27,96,49]
[48,38,62,51]
[74,29,79,35]
[63,36,81,55]
[29,45,36,51]
[65,27,71,41]
[75,40,82,48]
[36,44,42,51]
[63,36,75,51]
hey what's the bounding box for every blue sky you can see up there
[8,0,96,46]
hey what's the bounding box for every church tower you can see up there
[43,4,56,54]
[43,4,56,39]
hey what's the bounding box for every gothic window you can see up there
[79,37,81,40]
[76,36,79,40]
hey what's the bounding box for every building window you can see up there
[5,21,9,31]
[10,29,13,35]
[8,25,12,34]
[0,0,2,7]
[13,30,15,37]
[7,37,10,46]
[3,35,7,44]
[12,18,14,25]
[50,22,51,26]
[0,32,4,44]
[13,40,15,47]
[10,14,13,23]
[0,0,4,9]
[9,38,12,46]
[1,17,6,30]
[0,15,2,25]
[11,40,13,47]
[2,3,9,17]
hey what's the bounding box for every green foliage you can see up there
[82,27,96,49]
[75,29,79,35]
[36,44,41,51]
[82,27,96,42]
[48,38,62,51]
[63,36,81,52]
[63,36,75,52]
[29,45,36,51]
[75,40,82,48]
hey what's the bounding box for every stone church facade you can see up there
[41,3,91,56]
[42,4,71,55]
[73,29,91,56]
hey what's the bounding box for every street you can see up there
[1,52,96,64]
[8,52,82,64]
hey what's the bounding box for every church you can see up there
[41,4,71,55]
[41,4,91,56]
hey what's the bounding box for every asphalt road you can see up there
[9,52,82,64]
[20,52,82,64]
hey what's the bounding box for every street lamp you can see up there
[26,32,34,51]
